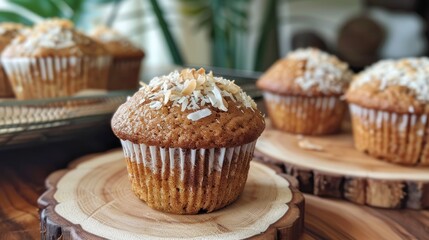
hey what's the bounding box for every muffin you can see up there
[111,68,265,214]
[346,58,429,166]
[0,23,25,98]
[2,19,111,100]
[257,48,352,135]
[91,26,144,90]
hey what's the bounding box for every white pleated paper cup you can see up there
[1,56,111,100]
[263,92,347,135]
[0,65,14,98]
[349,104,429,166]
[108,57,142,90]
[120,139,257,214]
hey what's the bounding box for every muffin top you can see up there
[90,26,144,58]
[346,58,429,114]
[112,68,265,149]
[0,23,26,52]
[2,19,108,58]
[257,48,352,97]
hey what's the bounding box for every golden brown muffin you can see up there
[112,68,265,214]
[346,58,429,166]
[1,19,111,99]
[91,26,144,90]
[257,48,352,135]
[0,23,25,98]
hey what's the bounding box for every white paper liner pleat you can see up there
[120,139,257,213]
[349,104,427,132]
[349,104,429,165]
[1,56,111,99]
[263,91,345,134]
[0,65,13,97]
[263,92,338,111]
[121,140,256,181]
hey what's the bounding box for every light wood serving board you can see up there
[255,122,429,209]
[38,149,304,240]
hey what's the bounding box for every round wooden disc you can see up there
[38,149,304,240]
[255,122,429,209]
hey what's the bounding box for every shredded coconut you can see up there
[187,108,212,121]
[298,139,324,151]
[351,58,429,103]
[10,19,79,51]
[90,25,125,42]
[287,48,352,94]
[140,68,257,119]
[0,23,25,36]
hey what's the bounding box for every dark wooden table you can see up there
[0,124,428,240]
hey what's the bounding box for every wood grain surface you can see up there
[255,121,429,210]
[37,150,304,240]
[1,145,428,240]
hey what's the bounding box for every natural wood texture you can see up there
[302,194,429,240]
[255,122,429,209]
[2,100,429,240]
[1,145,429,240]
[38,150,304,240]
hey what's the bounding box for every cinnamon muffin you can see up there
[346,58,429,166]
[91,26,144,90]
[112,68,265,214]
[257,48,352,135]
[2,19,111,99]
[0,23,25,98]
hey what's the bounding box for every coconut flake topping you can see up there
[139,68,257,121]
[0,23,25,36]
[287,48,352,94]
[11,19,81,50]
[90,26,125,42]
[187,108,212,121]
[351,58,429,103]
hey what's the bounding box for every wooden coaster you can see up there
[255,122,429,209]
[38,149,304,240]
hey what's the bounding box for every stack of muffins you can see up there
[0,19,145,100]
[257,47,429,166]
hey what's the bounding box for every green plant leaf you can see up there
[254,0,279,71]
[149,0,184,65]
[180,5,208,16]
[7,0,60,18]
[0,10,33,25]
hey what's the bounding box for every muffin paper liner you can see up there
[108,58,142,90]
[120,139,256,214]
[0,65,14,98]
[2,56,111,99]
[349,104,429,166]
[263,92,346,135]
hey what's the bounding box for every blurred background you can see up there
[1,0,429,150]
[0,0,428,74]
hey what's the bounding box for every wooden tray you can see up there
[255,122,429,209]
[38,150,304,240]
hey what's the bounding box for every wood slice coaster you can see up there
[255,122,429,210]
[38,149,304,240]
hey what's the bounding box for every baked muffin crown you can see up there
[111,68,265,148]
[0,23,26,51]
[257,48,352,96]
[2,19,108,58]
[90,26,144,58]
[346,58,429,114]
